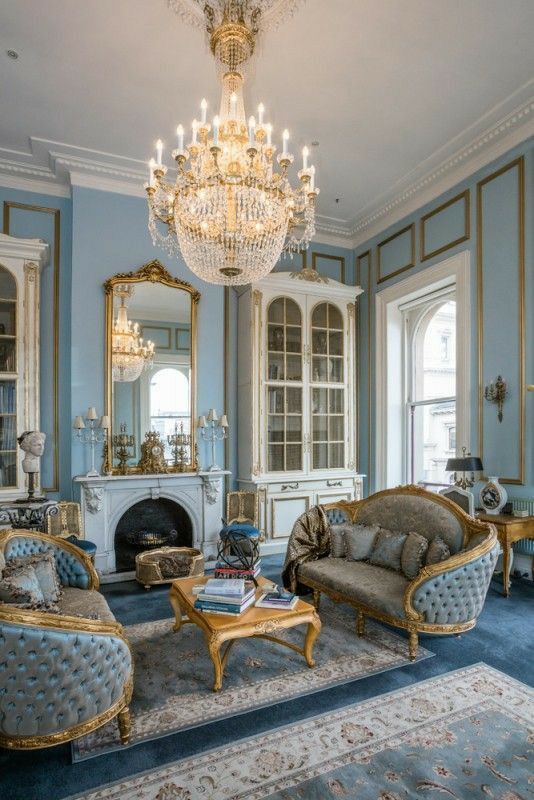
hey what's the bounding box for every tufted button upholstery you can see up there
[4,536,91,589]
[0,622,131,737]
[412,544,499,624]
[356,494,464,554]
[325,508,349,525]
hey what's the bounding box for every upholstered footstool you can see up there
[135,546,204,590]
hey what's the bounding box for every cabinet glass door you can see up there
[0,267,17,487]
[266,297,303,472]
[311,302,345,469]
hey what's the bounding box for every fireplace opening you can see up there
[114,498,193,572]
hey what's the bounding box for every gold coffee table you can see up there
[169,575,321,691]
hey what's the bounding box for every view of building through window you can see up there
[408,298,456,485]
[149,365,190,457]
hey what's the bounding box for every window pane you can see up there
[415,300,456,401]
[410,400,456,485]
[268,298,284,324]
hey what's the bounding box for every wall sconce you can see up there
[484,375,507,423]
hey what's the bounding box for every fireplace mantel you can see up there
[74,471,230,575]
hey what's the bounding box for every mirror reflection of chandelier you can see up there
[146,0,319,286]
[112,286,155,383]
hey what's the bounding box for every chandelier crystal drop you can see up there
[112,286,155,383]
[146,0,319,285]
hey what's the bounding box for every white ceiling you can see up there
[1,0,534,245]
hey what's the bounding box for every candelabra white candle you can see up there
[199,410,228,471]
[257,103,264,125]
[192,119,198,144]
[156,139,163,167]
[282,129,289,155]
[212,116,219,147]
[176,124,184,151]
[200,98,207,125]
[266,123,272,148]
[248,116,256,147]
[74,409,108,477]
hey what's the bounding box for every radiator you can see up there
[511,499,534,556]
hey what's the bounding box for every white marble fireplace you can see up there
[74,471,229,575]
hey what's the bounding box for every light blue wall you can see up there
[355,137,534,505]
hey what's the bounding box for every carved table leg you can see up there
[169,590,186,632]
[501,537,511,597]
[117,706,131,744]
[356,610,365,637]
[303,613,322,668]
[312,589,321,610]
[208,634,225,692]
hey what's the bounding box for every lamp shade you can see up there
[446,456,483,473]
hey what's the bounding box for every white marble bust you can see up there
[17,430,46,474]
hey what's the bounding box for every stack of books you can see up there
[193,578,256,616]
[213,553,261,581]
[255,586,298,610]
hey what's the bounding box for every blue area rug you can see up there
[65,664,533,799]
[72,597,433,761]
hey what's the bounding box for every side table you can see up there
[0,499,59,531]
[477,512,534,596]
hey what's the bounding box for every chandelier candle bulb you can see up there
[302,146,309,170]
[258,103,265,125]
[200,98,207,125]
[155,139,163,167]
[248,116,256,147]
[266,123,272,148]
[192,119,198,144]
[310,165,315,191]
[176,124,184,151]
[148,158,156,188]
[283,128,289,155]
[212,115,220,147]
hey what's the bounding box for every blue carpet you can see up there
[1,555,533,800]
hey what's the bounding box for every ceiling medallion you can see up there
[146,0,319,286]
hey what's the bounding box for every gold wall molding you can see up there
[311,252,346,283]
[420,189,470,262]
[377,223,415,284]
[224,285,230,492]
[3,201,60,493]
[140,324,172,350]
[356,250,372,492]
[476,156,525,484]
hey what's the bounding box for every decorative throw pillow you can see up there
[426,537,451,566]
[0,563,45,607]
[329,524,349,558]
[401,531,429,579]
[2,553,62,610]
[369,528,408,571]
[344,524,380,561]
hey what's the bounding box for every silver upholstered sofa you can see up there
[287,486,498,660]
[0,530,133,750]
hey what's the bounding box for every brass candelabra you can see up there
[167,422,191,471]
[112,423,136,474]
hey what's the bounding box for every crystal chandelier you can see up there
[146,0,319,286]
[112,286,155,383]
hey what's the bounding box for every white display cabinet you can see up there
[237,270,364,550]
[0,233,48,498]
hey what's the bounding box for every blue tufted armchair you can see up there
[0,530,133,750]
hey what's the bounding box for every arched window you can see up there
[405,296,456,485]
[149,366,190,453]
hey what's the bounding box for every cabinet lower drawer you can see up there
[270,495,310,539]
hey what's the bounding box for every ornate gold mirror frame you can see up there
[104,259,200,474]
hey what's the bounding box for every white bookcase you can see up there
[0,233,48,498]
[237,270,364,550]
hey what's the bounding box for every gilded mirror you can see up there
[104,260,199,474]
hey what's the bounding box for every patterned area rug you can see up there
[68,664,533,799]
[73,598,432,761]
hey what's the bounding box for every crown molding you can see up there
[350,86,534,248]
[0,84,532,249]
